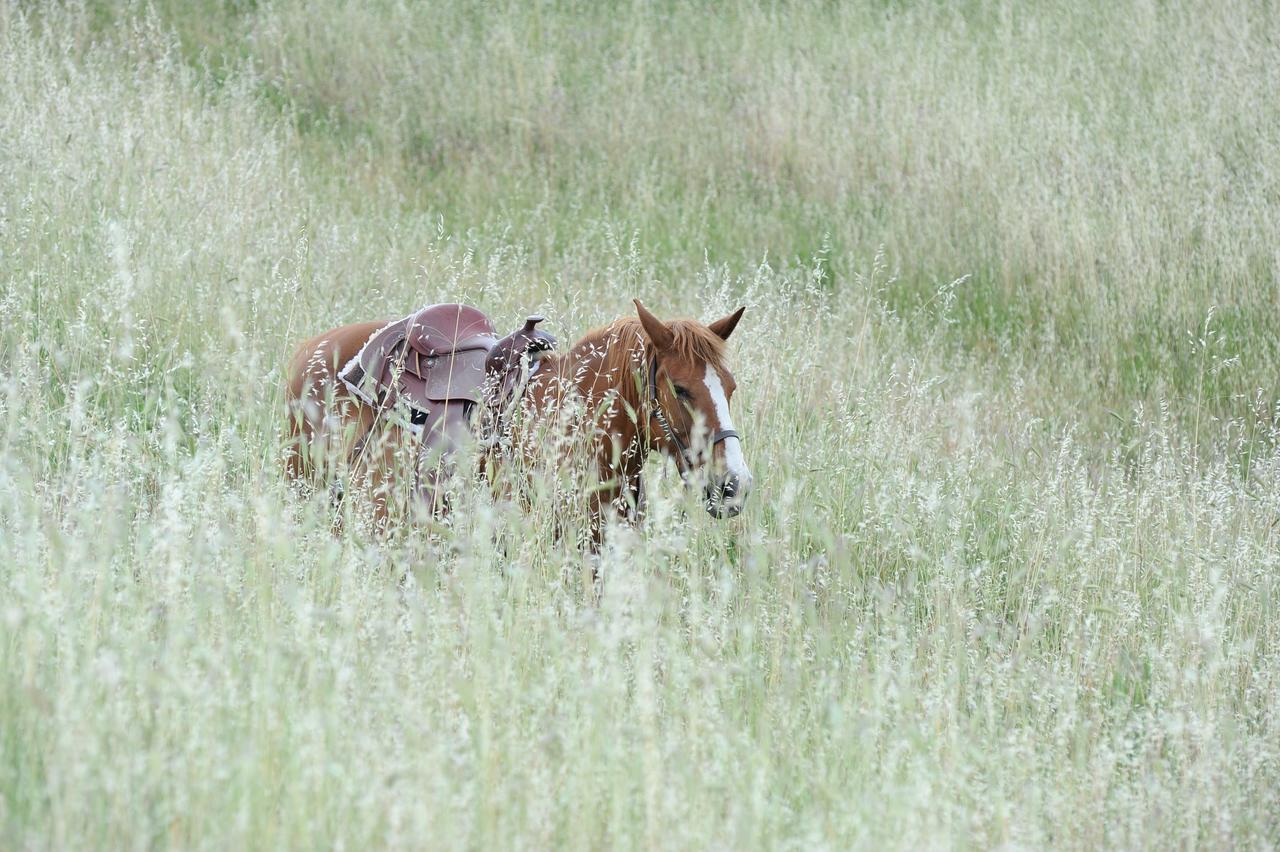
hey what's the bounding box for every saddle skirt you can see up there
[338,304,498,422]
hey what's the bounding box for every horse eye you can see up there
[674,384,691,399]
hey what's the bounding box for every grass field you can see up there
[3,1,1280,847]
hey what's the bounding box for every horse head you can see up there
[633,299,753,518]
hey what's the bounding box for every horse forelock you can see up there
[665,318,728,370]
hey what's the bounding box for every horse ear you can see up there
[634,299,674,349]
[707,306,745,341]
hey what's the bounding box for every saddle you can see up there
[338,303,555,505]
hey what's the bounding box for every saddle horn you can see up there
[485,315,557,375]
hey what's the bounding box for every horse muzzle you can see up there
[704,472,750,518]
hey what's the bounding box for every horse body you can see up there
[283,300,752,536]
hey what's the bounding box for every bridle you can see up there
[646,355,740,479]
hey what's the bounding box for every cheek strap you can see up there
[648,356,692,477]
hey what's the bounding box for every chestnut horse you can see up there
[282,300,753,537]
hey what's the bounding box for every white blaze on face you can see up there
[703,363,752,490]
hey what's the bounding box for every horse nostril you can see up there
[705,475,746,518]
[707,475,740,504]
[721,474,740,501]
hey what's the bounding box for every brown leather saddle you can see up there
[338,303,554,505]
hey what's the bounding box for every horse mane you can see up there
[536,314,726,411]
[580,316,725,370]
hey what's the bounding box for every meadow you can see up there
[2,0,1279,847]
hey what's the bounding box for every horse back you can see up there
[287,320,387,393]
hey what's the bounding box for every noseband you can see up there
[647,356,740,479]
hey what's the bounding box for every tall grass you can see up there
[2,1,1279,847]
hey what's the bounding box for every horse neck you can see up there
[532,325,652,468]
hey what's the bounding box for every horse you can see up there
[282,299,753,539]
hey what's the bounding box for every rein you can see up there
[646,355,740,479]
